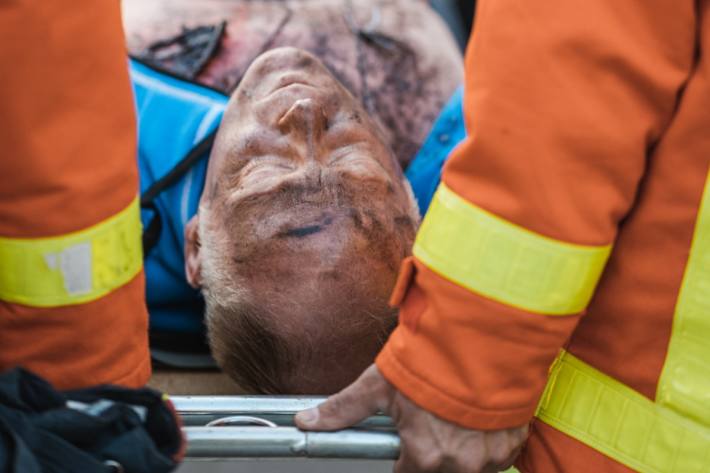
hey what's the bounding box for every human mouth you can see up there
[269,74,315,95]
[263,83,320,119]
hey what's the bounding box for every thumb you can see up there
[295,365,390,431]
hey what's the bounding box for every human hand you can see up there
[295,364,528,473]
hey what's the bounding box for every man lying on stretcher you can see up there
[123,0,465,394]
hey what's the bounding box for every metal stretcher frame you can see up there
[172,396,400,460]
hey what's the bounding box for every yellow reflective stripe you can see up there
[537,351,710,473]
[0,197,142,307]
[535,171,710,470]
[657,170,710,427]
[413,184,612,315]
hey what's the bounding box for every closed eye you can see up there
[329,143,365,164]
[240,156,296,178]
[329,147,391,182]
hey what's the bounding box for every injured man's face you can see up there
[184,48,419,394]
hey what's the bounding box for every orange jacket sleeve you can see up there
[0,1,150,388]
[376,0,696,429]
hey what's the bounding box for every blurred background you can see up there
[430,0,476,51]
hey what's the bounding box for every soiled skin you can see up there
[185,47,420,393]
[122,0,463,392]
[122,0,463,169]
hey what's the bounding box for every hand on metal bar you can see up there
[171,395,393,429]
[295,365,528,473]
[172,395,399,459]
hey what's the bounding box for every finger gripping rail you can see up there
[172,396,400,460]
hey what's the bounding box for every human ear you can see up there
[184,214,202,288]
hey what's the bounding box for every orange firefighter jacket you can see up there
[377,1,710,471]
[0,1,150,389]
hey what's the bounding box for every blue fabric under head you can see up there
[405,86,466,215]
[130,59,228,333]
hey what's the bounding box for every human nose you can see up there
[278,98,327,157]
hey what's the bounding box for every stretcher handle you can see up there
[205,415,278,428]
[183,426,400,460]
[171,395,394,429]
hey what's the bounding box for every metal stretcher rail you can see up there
[185,427,400,459]
[171,396,400,460]
[172,396,394,428]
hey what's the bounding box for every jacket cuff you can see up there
[377,341,534,429]
[377,257,582,430]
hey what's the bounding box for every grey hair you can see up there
[198,203,245,314]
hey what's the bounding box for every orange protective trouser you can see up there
[0,1,150,389]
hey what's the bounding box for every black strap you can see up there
[141,201,163,256]
[141,132,217,204]
[135,22,227,81]
[140,132,217,255]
